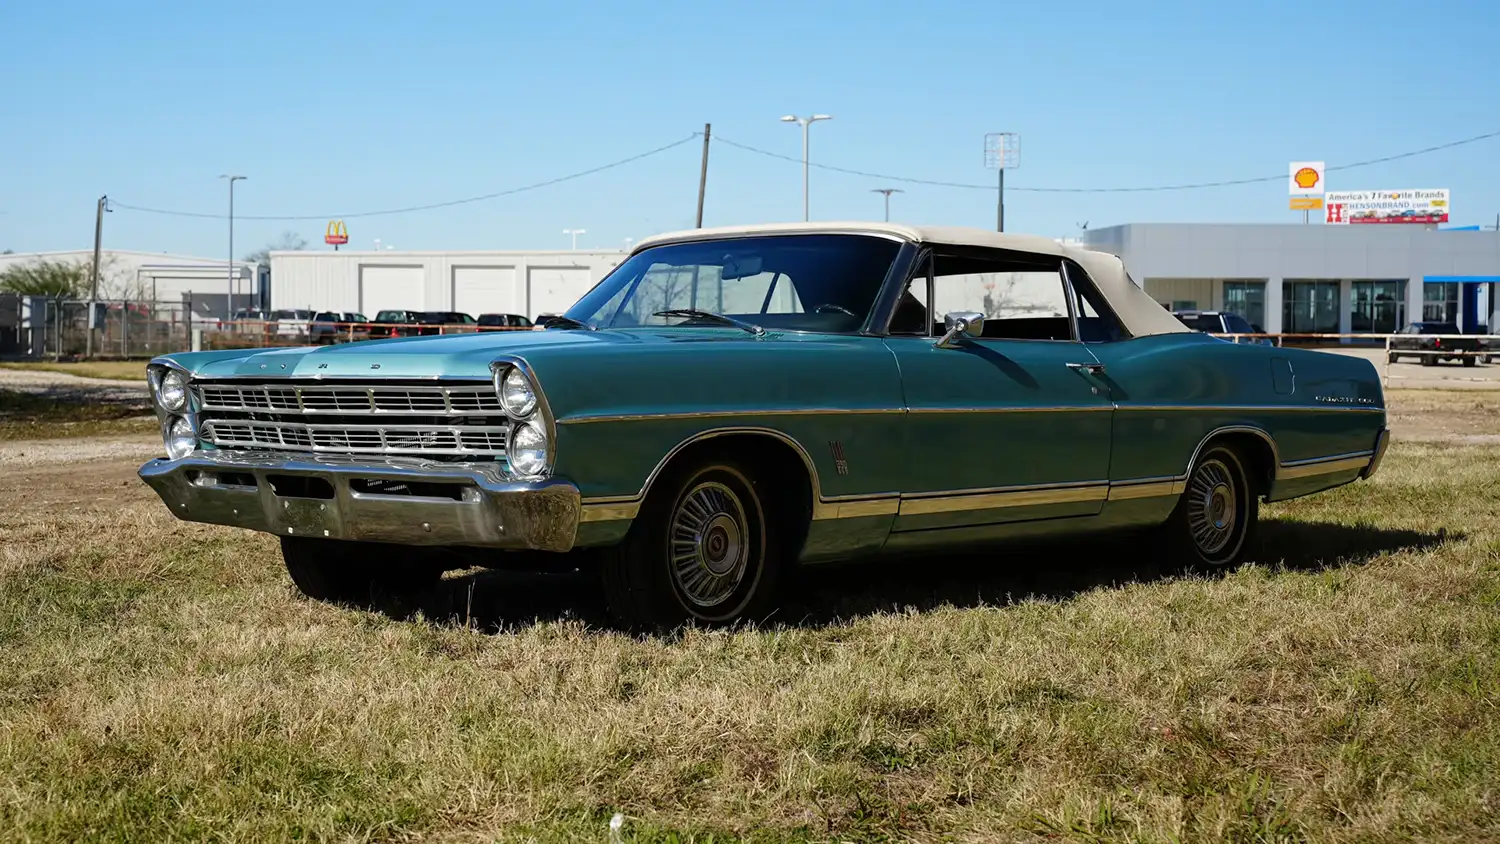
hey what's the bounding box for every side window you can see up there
[930,251,1073,341]
[1064,260,1129,343]
[1224,314,1254,334]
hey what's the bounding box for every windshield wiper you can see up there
[652,309,765,336]
[538,314,596,330]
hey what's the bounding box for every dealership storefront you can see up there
[1081,223,1499,336]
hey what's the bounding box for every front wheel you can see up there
[1387,352,1399,364]
[1462,356,1477,368]
[281,537,445,605]
[1161,445,1258,573]
[599,458,783,630]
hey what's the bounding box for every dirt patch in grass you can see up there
[0,389,156,441]
[1386,388,1500,443]
[1,442,1497,841]
[0,361,148,382]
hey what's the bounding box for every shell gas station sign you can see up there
[1288,161,1325,211]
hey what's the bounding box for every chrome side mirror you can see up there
[936,311,984,348]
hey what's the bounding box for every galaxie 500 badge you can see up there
[1313,395,1377,405]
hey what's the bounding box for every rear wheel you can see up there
[1421,354,1436,367]
[599,457,784,630]
[281,537,445,604]
[1386,352,1399,364]
[1162,444,1258,573]
[1463,356,1477,367]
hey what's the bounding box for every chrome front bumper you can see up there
[138,451,580,552]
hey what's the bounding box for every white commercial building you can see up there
[268,249,627,319]
[0,249,259,316]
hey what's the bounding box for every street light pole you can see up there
[871,188,903,222]
[563,228,586,249]
[781,114,832,221]
[220,175,246,318]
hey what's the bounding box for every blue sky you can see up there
[2,0,1497,257]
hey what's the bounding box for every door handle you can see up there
[1066,362,1105,375]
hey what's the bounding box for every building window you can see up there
[1170,299,1198,311]
[1282,280,1340,336]
[1222,280,1265,329]
[1423,282,1459,324]
[1351,280,1406,334]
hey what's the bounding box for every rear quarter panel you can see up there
[1089,334,1385,496]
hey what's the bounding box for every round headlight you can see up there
[507,420,548,477]
[498,366,537,417]
[158,370,188,412]
[165,416,196,460]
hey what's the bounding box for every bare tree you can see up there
[243,231,308,266]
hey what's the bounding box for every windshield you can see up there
[563,234,903,333]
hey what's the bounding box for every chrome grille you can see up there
[193,380,508,460]
[196,383,502,415]
[201,420,509,457]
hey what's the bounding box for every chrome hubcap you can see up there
[1188,458,1237,557]
[670,481,750,608]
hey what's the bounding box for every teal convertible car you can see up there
[139,223,1389,627]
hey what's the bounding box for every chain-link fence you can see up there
[3,296,534,361]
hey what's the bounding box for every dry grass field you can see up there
[0,361,148,382]
[0,389,1497,842]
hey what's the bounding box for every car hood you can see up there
[181,327,781,379]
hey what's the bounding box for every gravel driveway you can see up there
[0,368,157,467]
[0,367,151,410]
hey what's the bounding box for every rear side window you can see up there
[1224,314,1254,333]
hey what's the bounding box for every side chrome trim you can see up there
[898,481,1109,516]
[1106,477,1184,501]
[1119,403,1385,415]
[906,405,1112,415]
[1183,425,1282,483]
[558,407,904,425]
[1278,450,1375,480]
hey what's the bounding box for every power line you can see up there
[712,129,1500,193]
[111,133,702,221]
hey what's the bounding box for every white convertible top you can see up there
[630,222,1190,337]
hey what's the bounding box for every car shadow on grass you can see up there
[366,519,1457,633]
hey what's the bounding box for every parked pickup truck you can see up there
[1388,321,1481,367]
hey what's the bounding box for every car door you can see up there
[883,246,1115,532]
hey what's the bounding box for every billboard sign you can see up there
[1324,189,1449,225]
[1290,197,1324,211]
[1289,161,1325,195]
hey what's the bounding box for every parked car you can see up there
[138,222,1388,629]
[1474,324,1498,365]
[414,311,478,335]
[368,309,423,339]
[269,309,314,340]
[1388,321,1481,367]
[478,313,534,330]
[308,311,371,345]
[1173,309,1272,345]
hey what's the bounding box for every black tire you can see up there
[281,536,445,604]
[1462,356,1477,368]
[1161,444,1259,573]
[599,457,784,630]
[1421,355,1436,367]
[1386,352,1399,364]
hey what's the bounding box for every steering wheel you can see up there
[812,303,857,317]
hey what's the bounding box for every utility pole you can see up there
[871,188,903,221]
[220,175,246,320]
[983,132,1020,232]
[781,114,832,221]
[86,194,106,358]
[695,123,711,228]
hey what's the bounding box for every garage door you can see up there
[359,265,425,314]
[527,267,593,318]
[452,266,517,317]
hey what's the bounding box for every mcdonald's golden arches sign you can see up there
[325,220,349,245]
